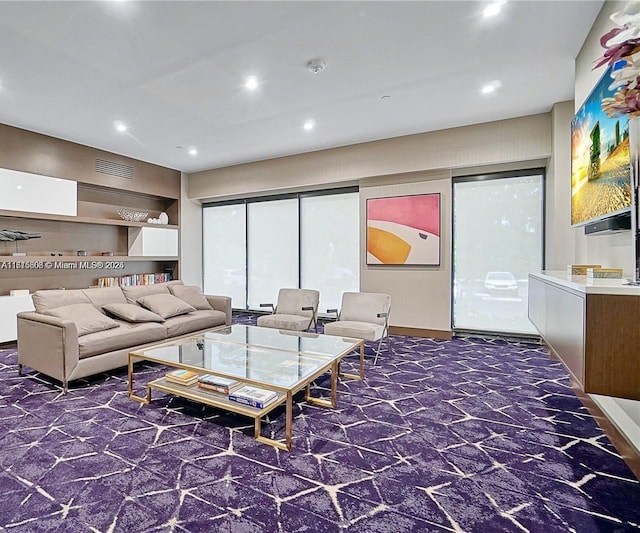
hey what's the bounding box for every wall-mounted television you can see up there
[571,64,632,228]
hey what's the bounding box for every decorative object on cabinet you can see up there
[159,212,169,225]
[587,267,624,279]
[117,208,149,222]
[366,193,440,265]
[567,264,602,275]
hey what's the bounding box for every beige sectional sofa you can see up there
[17,281,231,392]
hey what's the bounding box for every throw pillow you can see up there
[137,294,196,319]
[45,303,119,336]
[102,303,165,323]
[168,285,212,310]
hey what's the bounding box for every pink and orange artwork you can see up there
[366,193,440,265]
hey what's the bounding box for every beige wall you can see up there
[179,173,203,287]
[187,113,551,332]
[189,114,551,202]
[547,101,575,269]
[360,171,451,331]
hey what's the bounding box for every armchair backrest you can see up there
[276,288,319,317]
[339,292,391,325]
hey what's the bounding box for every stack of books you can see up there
[197,374,241,394]
[228,385,279,409]
[165,369,199,387]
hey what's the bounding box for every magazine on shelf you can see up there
[166,369,199,386]
[228,385,279,409]
[197,379,242,395]
[198,374,240,388]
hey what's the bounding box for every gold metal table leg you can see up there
[339,341,365,381]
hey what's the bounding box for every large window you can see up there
[247,198,298,310]
[301,193,360,312]
[203,203,246,309]
[203,189,359,312]
[453,171,544,335]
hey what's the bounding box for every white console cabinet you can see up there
[528,271,640,400]
[128,227,178,257]
[0,294,35,343]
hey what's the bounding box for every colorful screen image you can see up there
[571,64,631,226]
[366,193,440,265]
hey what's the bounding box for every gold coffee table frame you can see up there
[128,325,364,451]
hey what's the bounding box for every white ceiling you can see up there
[0,1,603,174]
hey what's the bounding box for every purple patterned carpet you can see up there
[1,314,639,532]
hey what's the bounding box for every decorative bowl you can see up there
[117,208,149,222]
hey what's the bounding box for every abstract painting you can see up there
[366,193,440,265]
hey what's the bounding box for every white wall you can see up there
[571,0,637,275]
[573,0,640,453]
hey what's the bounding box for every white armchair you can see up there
[323,292,391,364]
[256,288,320,332]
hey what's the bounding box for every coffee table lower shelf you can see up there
[143,377,292,450]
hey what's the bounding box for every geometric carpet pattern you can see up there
[1,314,639,532]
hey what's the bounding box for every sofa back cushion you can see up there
[83,287,127,310]
[137,293,196,319]
[121,283,170,304]
[102,303,165,323]
[32,289,90,314]
[44,303,120,336]
[168,285,212,310]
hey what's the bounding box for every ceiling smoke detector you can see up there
[305,59,326,74]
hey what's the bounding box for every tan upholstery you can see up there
[17,283,232,392]
[164,310,227,337]
[323,292,391,364]
[256,288,319,332]
[78,321,167,359]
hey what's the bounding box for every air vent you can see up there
[95,158,134,179]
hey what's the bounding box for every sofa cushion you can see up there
[137,294,196,319]
[102,303,164,323]
[83,287,127,310]
[164,310,226,337]
[45,303,120,336]
[32,289,90,314]
[78,321,167,359]
[168,285,212,310]
[121,283,171,304]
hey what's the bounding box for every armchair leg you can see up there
[373,335,392,366]
[18,363,23,376]
[373,338,384,365]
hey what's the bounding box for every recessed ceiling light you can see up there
[483,1,506,18]
[189,148,198,156]
[245,76,259,90]
[481,80,502,94]
[114,120,127,133]
[303,119,315,131]
[16,185,22,190]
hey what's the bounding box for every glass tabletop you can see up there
[131,324,361,389]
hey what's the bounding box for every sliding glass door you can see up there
[453,171,544,335]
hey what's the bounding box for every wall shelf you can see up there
[0,209,178,229]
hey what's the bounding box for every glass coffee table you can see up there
[128,324,364,450]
